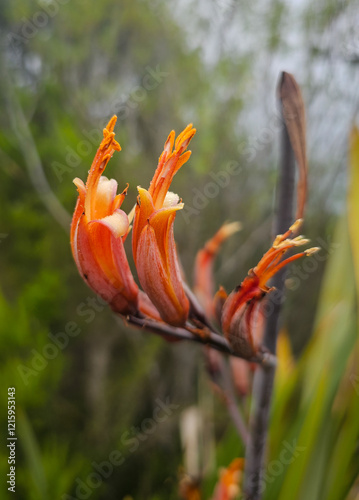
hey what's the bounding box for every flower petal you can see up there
[112,184,128,212]
[110,232,138,306]
[221,278,266,359]
[136,224,188,326]
[91,177,118,219]
[74,215,120,303]
[165,216,189,315]
[147,205,189,317]
[73,177,86,198]
[76,216,137,313]
[89,209,138,306]
[148,204,183,267]
[70,180,86,260]
[88,216,136,302]
[132,187,155,264]
[137,290,162,321]
[90,209,129,238]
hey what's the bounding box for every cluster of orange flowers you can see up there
[179,458,244,500]
[71,116,317,360]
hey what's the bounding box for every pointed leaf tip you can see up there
[278,72,308,220]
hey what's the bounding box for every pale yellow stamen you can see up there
[128,204,136,225]
[305,247,320,256]
[289,218,303,232]
[163,191,180,208]
[273,236,310,250]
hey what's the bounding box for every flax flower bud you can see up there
[211,458,244,500]
[194,222,241,318]
[221,220,319,359]
[71,116,139,314]
[132,125,196,326]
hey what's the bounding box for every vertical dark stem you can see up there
[243,78,296,500]
[265,118,296,353]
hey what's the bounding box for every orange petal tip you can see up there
[106,115,117,133]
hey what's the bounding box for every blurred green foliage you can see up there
[0,0,358,498]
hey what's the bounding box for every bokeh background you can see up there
[0,0,359,499]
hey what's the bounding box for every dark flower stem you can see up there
[243,74,296,499]
[219,358,250,445]
[127,314,251,443]
[125,314,276,368]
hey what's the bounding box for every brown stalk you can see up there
[243,72,307,499]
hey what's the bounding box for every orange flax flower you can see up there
[194,222,241,318]
[132,125,196,326]
[211,458,244,500]
[71,116,139,314]
[221,220,319,359]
